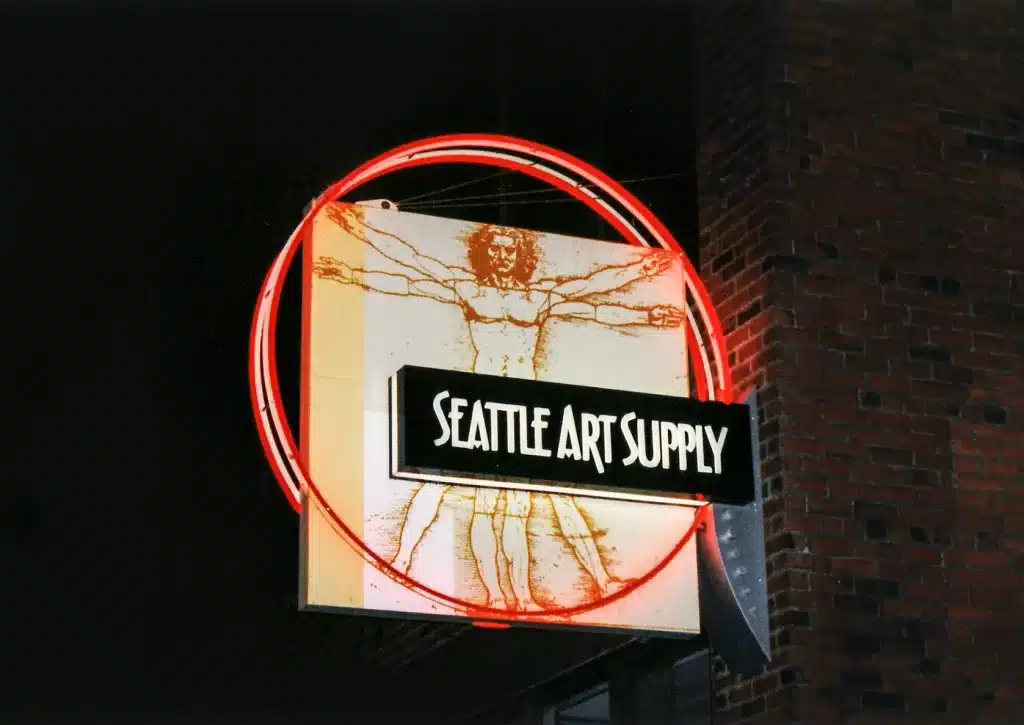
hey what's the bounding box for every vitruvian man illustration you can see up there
[315,203,685,612]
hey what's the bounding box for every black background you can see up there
[3,3,696,721]
[396,366,754,503]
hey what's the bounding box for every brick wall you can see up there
[695,1,1024,723]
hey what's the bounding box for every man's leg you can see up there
[502,490,536,610]
[391,483,448,575]
[549,494,628,596]
[471,488,507,609]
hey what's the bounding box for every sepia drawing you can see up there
[315,203,685,611]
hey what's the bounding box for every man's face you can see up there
[487,234,518,276]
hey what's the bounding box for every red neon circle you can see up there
[252,147,712,617]
[250,135,730,619]
[252,144,717,617]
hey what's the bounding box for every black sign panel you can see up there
[390,365,755,505]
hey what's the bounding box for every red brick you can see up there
[830,558,879,578]
[696,2,1023,723]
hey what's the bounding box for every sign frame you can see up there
[249,135,761,643]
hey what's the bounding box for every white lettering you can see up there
[637,420,661,468]
[516,404,532,456]
[527,407,552,457]
[678,423,697,471]
[695,424,713,473]
[449,397,471,449]
[556,405,582,461]
[620,412,639,466]
[705,425,729,474]
[466,400,490,451]
[483,401,503,451]
[432,390,451,446]
[493,402,520,453]
[580,413,605,475]
[428,389,729,479]
[598,415,617,464]
[659,421,680,470]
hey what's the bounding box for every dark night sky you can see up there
[3,5,695,721]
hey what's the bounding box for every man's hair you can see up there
[463,224,539,284]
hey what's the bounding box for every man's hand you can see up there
[325,202,362,233]
[638,252,675,278]
[648,304,684,327]
[313,256,356,284]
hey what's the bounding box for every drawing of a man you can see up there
[315,203,684,612]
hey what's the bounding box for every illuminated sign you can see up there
[249,135,769,659]
[392,365,755,504]
[300,202,704,632]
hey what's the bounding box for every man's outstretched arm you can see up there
[325,202,467,283]
[546,300,684,327]
[313,257,458,304]
[543,252,678,300]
